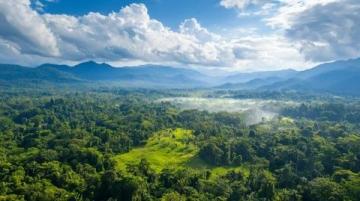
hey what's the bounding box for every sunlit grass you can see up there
[114,128,249,179]
[114,128,198,172]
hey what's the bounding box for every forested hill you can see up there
[0,61,209,88]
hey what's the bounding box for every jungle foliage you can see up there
[0,89,359,201]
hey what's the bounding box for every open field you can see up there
[114,128,250,179]
[114,128,198,172]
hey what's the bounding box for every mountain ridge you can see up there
[0,61,209,88]
[1,58,360,94]
[259,58,360,95]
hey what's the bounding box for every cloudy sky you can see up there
[0,0,359,72]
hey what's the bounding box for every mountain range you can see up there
[262,58,360,95]
[0,61,207,88]
[0,58,360,95]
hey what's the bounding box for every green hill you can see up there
[114,128,197,172]
[114,128,249,179]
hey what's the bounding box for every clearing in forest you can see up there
[114,128,198,172]
[114,128,249,179]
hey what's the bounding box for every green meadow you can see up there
[114,128,198,172]
[114,128,249,178]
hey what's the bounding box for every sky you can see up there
[0,0,359,72]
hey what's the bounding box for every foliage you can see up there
[0,89,359,200]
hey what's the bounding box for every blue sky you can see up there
[40,0,273,39]
[0,0,359,72]
[41,0,239,30]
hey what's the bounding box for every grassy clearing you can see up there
[114,128,198,172]
[114,128,249,178]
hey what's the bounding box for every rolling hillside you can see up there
[114,128,249,179]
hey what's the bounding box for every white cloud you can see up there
[221,0,360,62]
[229,35,314,71]
[266,0,339,28]
[42,4,237,66]
[0,0,313,71]
[1,0,357,71]
[0,0,59,57]
[180,18,221,43]
[268,0,360,62]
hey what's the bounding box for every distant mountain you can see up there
[216,69,298,90]
[0,64,80,82]
[298,58,360,79]
[217,77,284,90]
[2,58,360,94]
[263,58,360,95]
[0,61,209,88]
[223,69,298,83]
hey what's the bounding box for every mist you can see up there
[157,97,298,125]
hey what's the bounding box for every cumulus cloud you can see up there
[0,0,357,70]
[0,0,313,71]
[221,0,360,62]
[266,0,339,28]
[0,2,236,66]
[44,4,238,66]
[180,18,221,43]
[268,0,360,62]
[229,36,314,71]
[0,0,59,56]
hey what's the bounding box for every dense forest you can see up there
[0,88,359,201]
